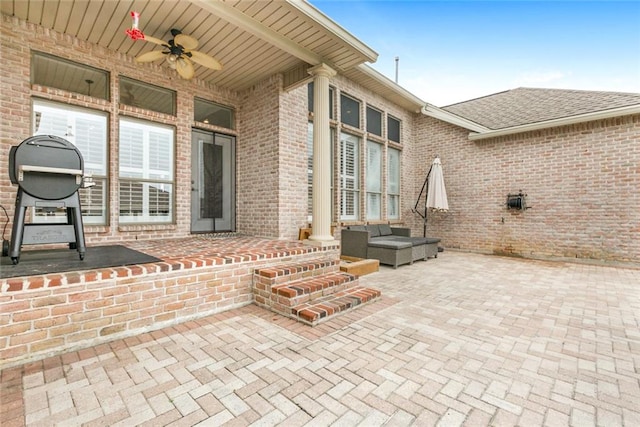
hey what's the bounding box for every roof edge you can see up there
[468,104,640,141]
[421,104,490,133]
[288,0,378,64]
[357,64,425,112]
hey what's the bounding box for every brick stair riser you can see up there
[257,274,357,318]
[271,300,293,316]
[253,260,340,286]
[273,275,355,303]
[292,288,382,326]
[255,267,340,287]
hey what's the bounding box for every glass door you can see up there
[191,130,235,232]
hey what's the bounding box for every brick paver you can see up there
[1,252,639,426]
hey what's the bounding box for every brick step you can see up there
[291,286,382,326]
[252,258,382,326]
[254,271,359,315]
[272,271,357,305]
[254,258,340,286]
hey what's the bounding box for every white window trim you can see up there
[118,118,175,224]
[32,100,108,225]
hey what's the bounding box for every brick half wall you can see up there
[0,246,340,370]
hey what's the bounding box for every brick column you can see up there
[308,63,337,243]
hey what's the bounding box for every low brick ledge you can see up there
[291,286,382,326]
[0,247,326,294]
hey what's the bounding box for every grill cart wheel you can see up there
[8,135,87,264]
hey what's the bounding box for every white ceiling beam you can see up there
[191,0,328,68]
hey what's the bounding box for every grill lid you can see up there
[9,135,84,200]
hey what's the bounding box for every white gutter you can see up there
[357,64,426,112]
[468,104,640,141]
[421,103,490,133]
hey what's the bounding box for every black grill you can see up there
[7,135,88,264]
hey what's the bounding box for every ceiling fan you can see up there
[135,29,222,80]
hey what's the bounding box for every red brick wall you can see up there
[278,84,311,240]
[411,114,640,263]
[236,76,282,237]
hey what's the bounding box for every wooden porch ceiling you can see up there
[1,0,378,92]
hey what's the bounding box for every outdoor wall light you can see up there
[507,191,527,210]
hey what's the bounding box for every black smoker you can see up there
[7,135,91,264]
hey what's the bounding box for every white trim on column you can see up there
[308,63,337,244]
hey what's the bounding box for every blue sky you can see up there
[310,1,640,106]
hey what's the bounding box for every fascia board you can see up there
[421,104,490,133]
[357,64,425,112]
[468,104,640,141]
[287,0,378,63]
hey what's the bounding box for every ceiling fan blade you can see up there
[188,50,223,71]
[176,56,195,79]
[135,50,166,63]
[142,35,168,46]
[174,33,198,50]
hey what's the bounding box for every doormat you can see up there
[0,245,162,279]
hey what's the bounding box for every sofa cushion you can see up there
[348,225,367,232]
[378,224,392,236]
[368,239,412,250]
[367,225,381,237]
[406,237,441,246]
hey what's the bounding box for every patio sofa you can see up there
[341,224,440,269]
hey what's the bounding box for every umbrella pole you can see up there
[423,166,433,237]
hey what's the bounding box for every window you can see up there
[366,106,382,136]
[119,118,174,223]
[366,141,383,220]
[31,51,109,100]
[32,100,108,224]
[307,83,335,119]
[388,147,401,219]
[194,98,235,129]
[340,133,360,220]
[340,94,360,128]
[307,123,335,220]
[388,116,401,143]
[119,76,176,115]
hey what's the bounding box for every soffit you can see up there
[1,0,377,92]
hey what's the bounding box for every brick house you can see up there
[1,1,638,367]
[416,88,640,263]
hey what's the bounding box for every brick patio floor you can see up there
[1,251,639,426]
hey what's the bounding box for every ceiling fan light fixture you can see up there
[134,28,222,78]
[166,53,178,69]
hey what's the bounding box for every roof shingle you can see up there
[442,87,640,130]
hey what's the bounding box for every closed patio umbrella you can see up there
[426,156,449,212]
[413,156,449,237]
